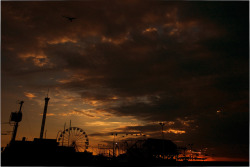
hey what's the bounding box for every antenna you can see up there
[47,88,50,98]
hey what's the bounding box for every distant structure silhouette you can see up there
[62,16,77,22]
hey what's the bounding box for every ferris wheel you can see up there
[57,127,89,152]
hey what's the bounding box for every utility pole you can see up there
[68,120,71,146]
[111,133,117,157]
[159,122,165,159]
[188,144,193,161]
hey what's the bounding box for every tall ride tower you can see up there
[10,101,24,142]
[39,96,50,139]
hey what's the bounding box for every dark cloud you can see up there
[88,132,111,137]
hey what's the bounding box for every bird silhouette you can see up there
[62,16,77,22]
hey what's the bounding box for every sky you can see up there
[1,0,249,161]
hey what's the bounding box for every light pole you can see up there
[159,122,165,159]
[159,122,165,139]
[188,144,193,161]
[111,133,117,157]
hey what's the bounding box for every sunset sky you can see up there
[1,0,249,161]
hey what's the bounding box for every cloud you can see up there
[19,52,52,67]
[113,119,193,137]
[166,129,186,134]
[40,113,55,117]
[58,109,100,119]
[24,92,37,99]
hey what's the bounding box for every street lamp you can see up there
[111,133,117,157]
[188,144,193,161]
[159,122,165,159]
[159,122,165,140]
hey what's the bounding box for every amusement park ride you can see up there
[9,101,24,143]
[57,122,89,152]
[2,94,210,166]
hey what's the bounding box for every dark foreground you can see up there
[2,157,249,166]
[2,139,249,166]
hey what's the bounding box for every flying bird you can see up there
[62,16,77,22]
